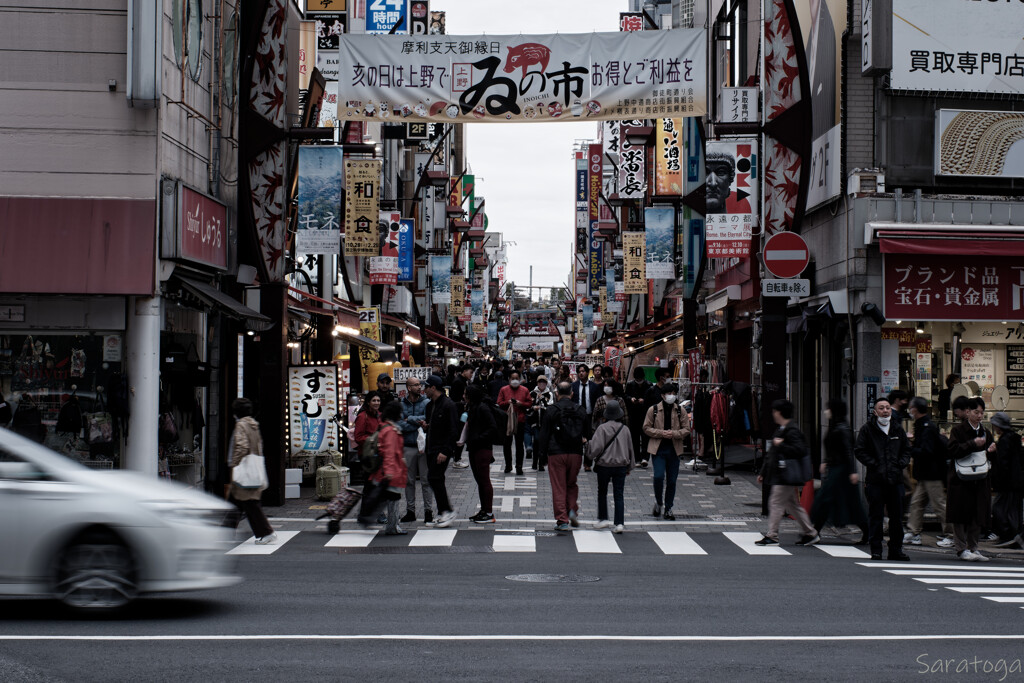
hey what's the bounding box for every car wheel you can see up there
[54,531,137,612]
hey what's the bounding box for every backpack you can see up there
[56,396,83,435]
[359,428,382,475]
[552,404,585,451]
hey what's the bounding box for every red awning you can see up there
[424,328,476,352]
[0,196,156,295]
[878,230,1024,256]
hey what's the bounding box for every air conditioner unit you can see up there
[847,170,886,196]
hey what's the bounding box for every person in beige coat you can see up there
[643,384,690,520]
[228,398,276,544]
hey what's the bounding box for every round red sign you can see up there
[762,232,810,279]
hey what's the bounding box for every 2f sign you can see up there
[807,126,841,208]
[358,309,378,324]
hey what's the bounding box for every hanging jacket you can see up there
[709,391,729,435]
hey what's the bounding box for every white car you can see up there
[0,427,241,612]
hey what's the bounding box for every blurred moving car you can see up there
[0,427,241,612]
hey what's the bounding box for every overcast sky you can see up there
[432,0,626,300]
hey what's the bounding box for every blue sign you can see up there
[300,414,326,451]
[398,218,414,281]
[366,0,408,34]
[583,304,594,331]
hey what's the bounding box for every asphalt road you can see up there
[2,530,1024,682]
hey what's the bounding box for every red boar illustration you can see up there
[504,43,551,78]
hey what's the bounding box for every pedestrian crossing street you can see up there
[858,561,1024,610]
[228,529,872,558]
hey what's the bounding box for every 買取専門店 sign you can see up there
[335,29,706,123]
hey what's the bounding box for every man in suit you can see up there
[571,364,601,471]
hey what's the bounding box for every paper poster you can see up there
[288,364,339,455]
[623,231,646,294]
[344,159,382,256]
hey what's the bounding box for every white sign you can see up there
[394,366,431,383]
[807,124,842,209]
[890,0,1024,95]
[335,29,707,123]
[102,335,123,362]
[762,279,810,297]
[720,87,757,123]
[288,365,339,455]
[961,345,996,402]
[511,336,558,352]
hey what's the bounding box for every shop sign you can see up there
[705,139,757,258]
[429,254,451,304]
[961,345,996,401]
[368,256,398,285]
[1008,345,1024,373]
[1008,375,1024,397]
[365,0,407,34]
[297,146,343,255]
[471,288,484,324]
[884,254,1024,321]
[619,133,647,200]
[298,21,317,93]
[880,327,917,346]
[645,207,676,279]
[397,218,414,280]
[358,306,381,389]
[344,159,382,256]
[450,275,465,316]
[511,337,557,352]
[619,12,644,32]
[655,118,683,195]
[623,231,646,294]
[178,185,227,270]
[335,29,706,123]
[288,364,339,455]
[0,305,25,323]
[916,336,932,354]
[428,10,444,34]
[576,153,588,254]
[409,0,428,35]
[721,87,757,123]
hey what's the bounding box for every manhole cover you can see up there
[505,574,601,583]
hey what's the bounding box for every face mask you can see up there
[604,386,614,395]
[510,380,521,388]
[663,394,677,405]
[876,416,890,427]
[460,412,468,423]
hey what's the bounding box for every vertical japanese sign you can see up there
[575,151,588,254]
[602,120,620,160]
[358,306,382,390]
[619,133,647,200]
[623,232,646,294]
[721,88,757,123]
[705,139,757,258]
[450,275,465,316]
[344,159,381,256]
[369,210,400,284]
[308,13,346,81]
[430,255,451,304]
[587,143,603,296]
[583,304,594,333]
[644,206,676,279]
[365,0,408,34]
[298,21,317,94]
[409,0,428,35]
[487,322,497,347]
[620,11,645,32]
[296,146,342,254]
[655,118,683,195]
[471,288,484,324]
[288,364,339,455]
[398,218,414,281]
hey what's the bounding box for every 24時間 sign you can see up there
[335,29,706,123]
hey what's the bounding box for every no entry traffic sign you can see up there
[762,232,809,279]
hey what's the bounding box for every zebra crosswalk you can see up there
[857,561,1024,609]
[228,528,874,558]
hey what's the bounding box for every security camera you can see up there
[860,302,886,326]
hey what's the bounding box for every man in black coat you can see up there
[423,375,459,527]
[855,397,912,561]
[571,364,602,471]
[904,397,954,547]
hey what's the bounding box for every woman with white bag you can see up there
[227,398,276,545]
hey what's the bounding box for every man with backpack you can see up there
[538,382,587,531]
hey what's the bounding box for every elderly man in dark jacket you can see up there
[855,397,912,561]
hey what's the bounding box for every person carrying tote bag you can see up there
[227,397,277,545]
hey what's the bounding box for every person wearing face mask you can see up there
[528,375,554,471]
[855,397,913,561]
[643,383,690,520]
[946,397,996,561]
[591,379,628,435]
[497,370,531,475]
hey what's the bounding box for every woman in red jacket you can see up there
[353,391,381,451]
[358,400,409,534]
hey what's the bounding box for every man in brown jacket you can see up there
[643,383,691,520]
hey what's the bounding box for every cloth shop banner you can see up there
[890,0,1024,96]
[883,254,1024,321]
[655,118,683,195]
[644,206,676,279]
[429,254,451,304]
[296,146,343,255]
[344,159,382,256]
[623,231,646,294]
[705,139,757,258]
[335,29,706,123]
[288,364,339,455]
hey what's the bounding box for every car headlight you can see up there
[142,500,233,527]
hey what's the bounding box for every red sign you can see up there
[180,186,227,270]
[884,254,1024,321]
[762,231,809,278]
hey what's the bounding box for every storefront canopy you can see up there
[425,328,476,352]
[336,329,396,362]
[176,275,273,331]
[868,223,1024,257]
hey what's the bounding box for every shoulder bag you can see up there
[232,453,268,489]
[955,450,990,481]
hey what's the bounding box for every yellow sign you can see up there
[358,306,381,389]
[623,232,647,294]
[345,159,382,257]
[450,275,465,317]
[655,118,683,195]
[309,0,346,10]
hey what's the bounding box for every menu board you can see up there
[1007,375,1024,397]
[1007,345,1024,373]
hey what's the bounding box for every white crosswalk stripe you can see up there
[856,561,1024,609]
[723,532,791,556]
[493,531,537,553]
[649,532,707,555]
[324,530,377,548]
[409,529,458,547]
[227,530,301,555]
[572,530,622,554]
[813,545,872,559]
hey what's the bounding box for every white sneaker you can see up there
[683,459,697,468]
[255,532,278,545]
[936,536,955,548]
[594,520,612,529]
[903,533,922,545]
[453,460,469,469]
[972,550,991,562]
[434,511,456,528]
[613,524,624,534]
[958,550,974,561]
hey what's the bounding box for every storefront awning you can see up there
[336,330,397,362]
[867,222,1024,256]
[176,276,274,331]
[424,328,476,352]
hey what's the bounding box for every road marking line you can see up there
[885,570,1024,578]
[913,578,1024,585]
[325,530,378,548]
[4,635,1024,642]
[982,597,1024,604]
[227,530,300,555]
[409,529,458,547]
[947,587,1024,593]
[493,533,536,552]
[814,545,871,558]
[648,532,707,555]
[573,530,621,554]
[858,562,1024,571]
[723,532,791,556]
